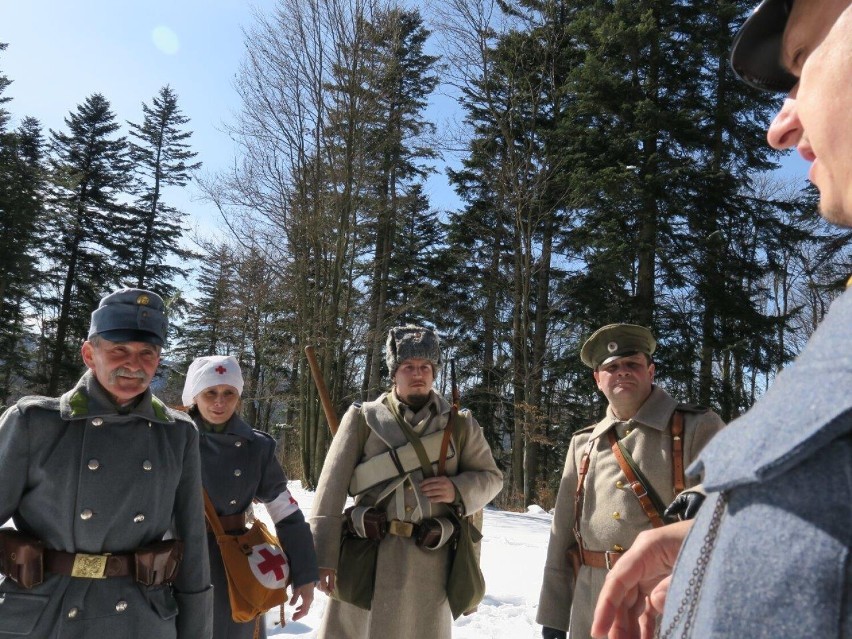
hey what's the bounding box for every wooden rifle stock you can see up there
[438,359,459,476]
[304,345,339,436]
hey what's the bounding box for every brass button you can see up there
[406,485,413,491]
[405,506,413,513]
[68,607,79,619]
[115,600,128,612]
[88,459,100,471]
[233,469,242,477]
[235,441,243,447]
[92,418,103,426]
[0,593,5,604]
[624,428,632,436]
[612,511,621,520]
[229,499,237,506]
[613,544,624,552]
[615,480,625,489]
[133,513,145,523]
[80,509,93,520]
[142,460,152,471]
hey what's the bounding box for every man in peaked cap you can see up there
[591,2,852,637]
[310,325,503,639]
[0,288,212,638]
[538,324,725,639]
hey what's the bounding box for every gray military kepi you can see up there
[730,0,797,92]
[89,287,168,346]
[580,323,656,369]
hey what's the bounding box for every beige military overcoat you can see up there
[311,390,503,639]
[537,386,725,639]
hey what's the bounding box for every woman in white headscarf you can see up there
[183,355,318,639]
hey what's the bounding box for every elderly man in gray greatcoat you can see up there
[538,324,725,639]
[0,288,213,638]
[311,325,503,639]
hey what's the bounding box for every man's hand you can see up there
[591,520,693,639]
[420,476,456,503]
[664,491,705,521]
[289,582,315,620]
[317,568,336,595]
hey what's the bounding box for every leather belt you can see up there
[580,548,623,570]
[44,549,134,579]
[206,512,247,533]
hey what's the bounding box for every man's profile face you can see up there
[81,338,160,405]
[593,353,655,408]
[768,0,852,223]
[393,357,435,406]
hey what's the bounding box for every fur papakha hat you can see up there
[386,325,442,377]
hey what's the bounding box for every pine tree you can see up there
[126,85,200,296]
[41,93,132,394]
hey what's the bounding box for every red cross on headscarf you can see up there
[215,365,227,375]
[256,548,287,580]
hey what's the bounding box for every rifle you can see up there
[438,359,458,476]
[304,345,339,436]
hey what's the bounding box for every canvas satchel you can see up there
[203,491,288,623]
[333,533,380,610]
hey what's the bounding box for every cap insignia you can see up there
[607,341,618,353]
[136,294,150,305]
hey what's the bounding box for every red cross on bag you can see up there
[248,542,289,588]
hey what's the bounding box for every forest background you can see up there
[2,0,850,509]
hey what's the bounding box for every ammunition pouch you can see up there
[134,540,184,586]
[0,529,44,589]
[415,517,458,550]
[344,506,387,541]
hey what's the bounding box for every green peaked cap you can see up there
[580,323,656,369]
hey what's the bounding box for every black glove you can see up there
[542,627,567,639]
[664,491,706,520]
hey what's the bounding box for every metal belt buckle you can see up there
[605,551,619,571]
[71,553,110,578]
[389,520,414,538]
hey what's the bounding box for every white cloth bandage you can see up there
[182,355,244,406]
[264,489,300,524]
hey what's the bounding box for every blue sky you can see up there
[2,0,260,229]
[2,0,809,234]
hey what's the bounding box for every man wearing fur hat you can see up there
[537,323,725,639]
[0,288,212,638]
[310,325,503,639]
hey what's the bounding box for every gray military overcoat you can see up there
[195,411,318,639]
[0,371,213,638]
[537,386,725,639]
[310,390,503,639]
[661,290,852,638]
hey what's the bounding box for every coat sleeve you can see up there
[536,432,584,632]
[171,420,214,639]
[0,406,28,525]
[448,411,503,515]
[309,406,363,571]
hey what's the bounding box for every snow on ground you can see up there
[3,482,554,637]
[263,482,552,637]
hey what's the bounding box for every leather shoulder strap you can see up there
[671,411,685,495]
[607,430,665,528]
[572,437,595,555]
[437,407,457,476]
[202,490,225,537]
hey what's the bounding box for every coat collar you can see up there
[590,386,677,439]
[694,288,852,491]
[194,412,255,439]
[58,370,175,423]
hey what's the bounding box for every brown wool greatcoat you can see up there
[311,390,503,639]
[536,386,725,639]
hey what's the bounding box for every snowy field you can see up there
[262,482,552,637]
[3,481,553,637]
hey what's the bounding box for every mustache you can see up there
[109,367,148,383]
